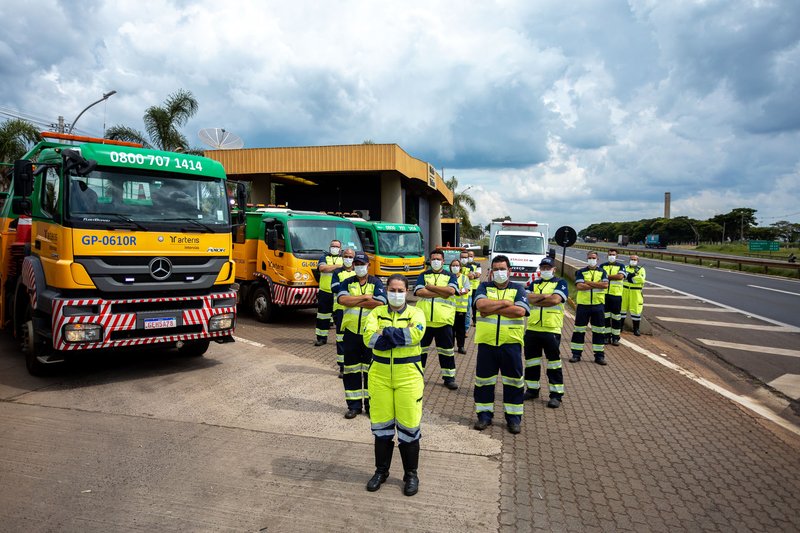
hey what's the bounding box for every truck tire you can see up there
[178,339,210,357]
[251,286,275,323]
[19,303,56,377]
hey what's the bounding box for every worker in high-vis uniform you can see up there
[449,258,472,354]
[414,249,459,390]
[459,250,473,329]
[334,252,386,419]
[315,240,344,346]
[621,254,647,336]
[569,251,609,365]
[331,247,357,378]
[600,249,626,346]
[473,254,530,435]
[467,250,482,324]
[362,274,426,497]
[524,257,568,409]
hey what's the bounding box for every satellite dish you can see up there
[199,128,244,149]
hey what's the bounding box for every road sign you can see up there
[749,240,780,252]
[554,226,577,248]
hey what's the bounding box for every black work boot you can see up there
[633,321,641,336]
[366,439,394,492]
[398,441,420,496]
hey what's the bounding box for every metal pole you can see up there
[67,90,117,134]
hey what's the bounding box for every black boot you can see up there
[633,320,641,336]
[366,439,394,492]
[398,440,420,496]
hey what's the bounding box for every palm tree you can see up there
[442,176,479,238]
[106,89,200,152]
[0,118,42,190]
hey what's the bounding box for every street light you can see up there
[67,90,117,134]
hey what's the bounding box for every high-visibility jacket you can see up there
[600,262,626,297]
[451,272,472,313]
[623,265,646,289]
[413,269,459,327]
[336,275,386,334]
[468,262,481,290]
[526,277,568,334]
[317,253,343,293]
[331,267,357,312]
[575,267,608,306]
[474,281,530,346]
[363,304,427,360]
[622,265,646,314]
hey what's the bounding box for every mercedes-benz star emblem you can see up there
[403,265,410,272]
[149,257,172,281]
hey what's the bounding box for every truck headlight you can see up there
[208,313,235,331]
[64,323,102,343]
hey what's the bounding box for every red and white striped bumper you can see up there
[271,284,318,307]
[51,291,237,351]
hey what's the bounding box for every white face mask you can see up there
[540,269,554,280]
[468,257,474,263]
[608,255,617,263]
[460,257,469,265]
[493,269,509,284]
[387,292,406,307]
[430,259,443,271]
[355,265,369,277]
[629,260,638,267]
[330,246,340,256]
[451,266,460,274]
[343,257,354,268]
[587,258,598,267]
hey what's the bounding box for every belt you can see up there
[372,355,422,365]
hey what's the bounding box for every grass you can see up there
[694,243,798,259]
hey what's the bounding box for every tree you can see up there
[106,89,200,152]
[442,176,478,238]
[0,118,42,190]
[710,208,758,241]
[770,220,800,243]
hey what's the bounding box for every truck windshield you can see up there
[66,168,230,232]
[287,219,361,258]
[377,231,423,257]
[494,235,545,255]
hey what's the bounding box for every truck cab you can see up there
[351,219,425,284]
[485,221,552,283]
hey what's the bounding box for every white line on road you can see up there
[233,336,266,348]
[621,338,800,436]
[748,285,800,297]
[655,266,675,272]
[647,304,735,312]
[656,317,799,333]
[646,295,693,299]
[768,374,800,399]
[697,339,800,359]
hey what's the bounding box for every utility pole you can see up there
[57,116,65,133]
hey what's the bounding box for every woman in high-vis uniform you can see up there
[362,274,427,496]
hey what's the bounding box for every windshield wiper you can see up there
[162,217,215,232]
[82,212,149,231]
[294,248,326,254]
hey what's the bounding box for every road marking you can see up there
[697,339,800,359]
[647,304,735,312]
[233,336,265,348]
[645,280,799,330]
[647,295,692,299]
[621,338,800,436]
[656,317,798,333]
[748,285,800,297]
[768,374,800,399]
[655,266,675,272]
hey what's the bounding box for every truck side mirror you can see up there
[235,182,247,225]
[265,228,277,249]
[482,245,489,256]
[13,160,34,198]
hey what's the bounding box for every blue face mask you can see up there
[493,269,509,284]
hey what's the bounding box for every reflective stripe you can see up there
[437,347,454,357]
[441,368,456,378]
[345,390,364,399]
[343,308,362,316]
[367,333,380,348]
[570,342,583,351]
[504,403,523,415]
[501,376,524,388]
[433,298,456,307]
[546,360,562,370]
[475,403,494,413]
[574,326,587,333]
[475,375,498,387]
[525,381,541,389]
[372,355,422,365]
[549,384,564,394]
[315,329,328,337]
[525,357,542,368]
[316,312,332,320]
[372,428,396,438]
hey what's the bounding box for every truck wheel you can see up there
[251,286,275,323]
[19,307,53,377]
[178,339,210,357]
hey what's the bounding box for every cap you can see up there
[539,257,554,267]
[353,252,369,264]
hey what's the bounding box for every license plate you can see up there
[144,317,177,330]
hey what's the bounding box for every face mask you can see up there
[493,269,509,284]
[330,246,340,256]
[343,258,354,268]
[387,292,406,307]
[608,255,617,263]
[468,257,474,263]
[355,265,368,277]
[451,266,461,274]
[587,258,597,267]
[540,269,554,280]
[460,258,469,265]
[629,260,638,267]
[430,259,443,271]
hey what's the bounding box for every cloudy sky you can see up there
[2,0,799,232]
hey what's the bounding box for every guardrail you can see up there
[557,242,800,278]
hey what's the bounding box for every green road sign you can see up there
[749,240,780,252]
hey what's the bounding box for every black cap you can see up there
[354,252,369,264]
[539,257,554,267]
